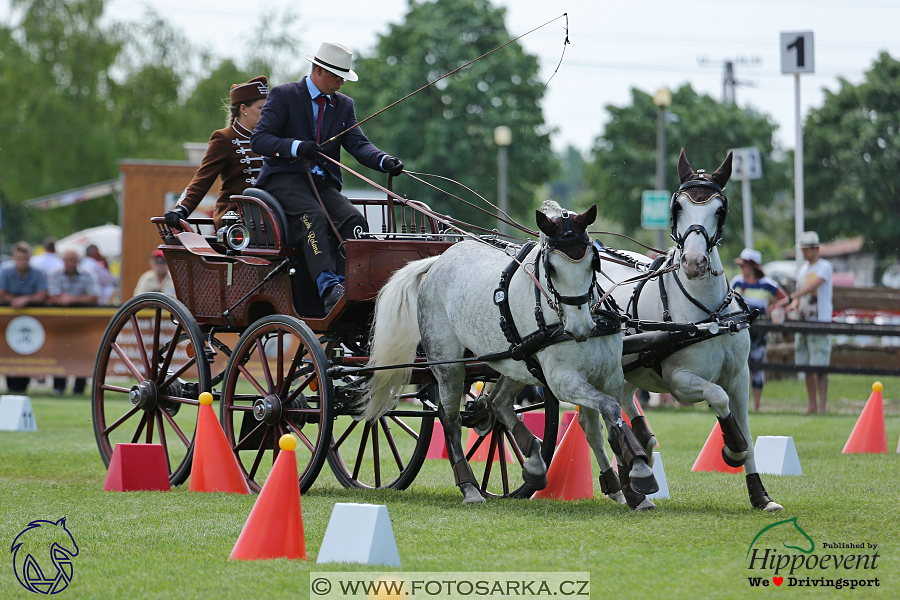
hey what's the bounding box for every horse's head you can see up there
[670,148,732,279]
[535,201,598,341]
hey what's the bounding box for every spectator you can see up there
[30,237,64,275]
[775,231,833,414]
[81,244,117,304]
[731,248,787,411]
[134,250,175,296]
[47,249,99,395]
[0,242,48,393]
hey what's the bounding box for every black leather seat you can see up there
[241,188,290,249]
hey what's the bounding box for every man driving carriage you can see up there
[250,42,405,314]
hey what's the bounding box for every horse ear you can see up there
[677,148,693,183]
[56,517,66,527]
[574,204,597,229]
[711,151,733,188]
[535,209,554,236]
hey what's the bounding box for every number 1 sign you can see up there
[780,31,815,74]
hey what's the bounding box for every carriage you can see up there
[91,179,560,498]
[92,149,780,512]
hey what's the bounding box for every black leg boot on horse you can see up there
[608,420,658,496]
[718,412,749,467]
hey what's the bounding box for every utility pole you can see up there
[698,56,762,105]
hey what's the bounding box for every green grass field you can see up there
[1,375,898,599]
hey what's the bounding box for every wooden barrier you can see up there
[0,307,117,378]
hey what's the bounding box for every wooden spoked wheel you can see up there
[462,379,559,499]
[219,315,333,493]
[327,381,436,491]
[92,293,211,486]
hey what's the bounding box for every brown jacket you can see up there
[178,122,263,229]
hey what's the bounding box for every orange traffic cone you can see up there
[691,421,743,474]
[230,434,306,560]
[532,414,593,500]
[842,382,888,454]
[465,428,514,463]
[190,392,251,494]
[425,419,448,460]
[558,410,577,439]
[521,411,545,441]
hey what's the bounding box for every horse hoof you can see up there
[607,490,627,505]
[722,447,748,468]
[628,460,659,495]
[633,498,656,511]
[463,493,486,504]
[523,469,547,491]
[763,501,784,513]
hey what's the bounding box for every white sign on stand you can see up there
[781,30,815,267]
[729,147,762,250]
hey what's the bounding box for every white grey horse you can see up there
[599,149,783,512]
[362,201,657,504]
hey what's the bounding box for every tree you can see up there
[804,52,900,260]
[348,0,557,228]
[584,85,791,259]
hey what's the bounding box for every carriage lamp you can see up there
[217,211,251,254]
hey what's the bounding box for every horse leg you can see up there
[433,368,484,504]
[490,376,547,490]
[620,381,657,464]
[724,369,784,512]
[577,406,626,505]
[666,367,749,466]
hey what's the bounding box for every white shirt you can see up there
[796,258,833,322]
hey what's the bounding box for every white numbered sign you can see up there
[780,31,815,74]
[729,147,762,181]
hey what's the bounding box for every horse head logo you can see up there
[747,516,815,559]
[11,518,79,594]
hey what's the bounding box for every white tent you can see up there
[56,224,122,260]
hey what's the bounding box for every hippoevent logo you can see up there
[10,518,79,594]
[746,517,880,590]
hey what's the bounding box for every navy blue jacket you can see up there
[250,77,387,190]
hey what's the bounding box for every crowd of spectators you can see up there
[0,239,117,395]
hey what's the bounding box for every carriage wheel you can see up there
[327,380,436,491]
[462,379,559,499]
[92,293,211,486]
[219,315,333,493]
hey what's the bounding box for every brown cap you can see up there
[230,76,268,106]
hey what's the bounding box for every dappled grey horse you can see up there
[362,200,657,504]
[599,149,782,512]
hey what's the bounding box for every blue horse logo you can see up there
[11,518,79,594]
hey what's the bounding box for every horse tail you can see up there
[362,255,441,422]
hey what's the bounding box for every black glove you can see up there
[296,141,321,160]
[383,156,404,177]
[164,205,189,228]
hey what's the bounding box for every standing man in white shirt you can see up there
[776,231,833,414]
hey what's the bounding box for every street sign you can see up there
[641,190,669,230]
[780,31,815,74]
[729,147,762,181]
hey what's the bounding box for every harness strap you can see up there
[494,242,535,346]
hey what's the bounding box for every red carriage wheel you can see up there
[92,293,211,486]
[219,315,333,493]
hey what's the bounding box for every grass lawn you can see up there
[1,375,898,599]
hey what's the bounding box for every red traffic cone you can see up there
[190,392,250,494]
[465,428,514,463]
[230,434,306,560]
[103,443,170,491]
[842,382,888,454]
[558,410,578,439]
[532,415,593,501]
[521,411,545,441]
[425,419,448,460]
[691,421,743,474]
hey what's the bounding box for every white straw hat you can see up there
[305,42,359,82]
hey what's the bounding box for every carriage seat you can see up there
[241,187,290,250]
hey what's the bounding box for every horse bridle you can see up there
[538,211,596,313]
[669,177,729,253]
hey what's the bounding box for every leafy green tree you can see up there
[804,52,900,260]
[584,85,791,259]
[0,0,122,241]
[349,0,557,228]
